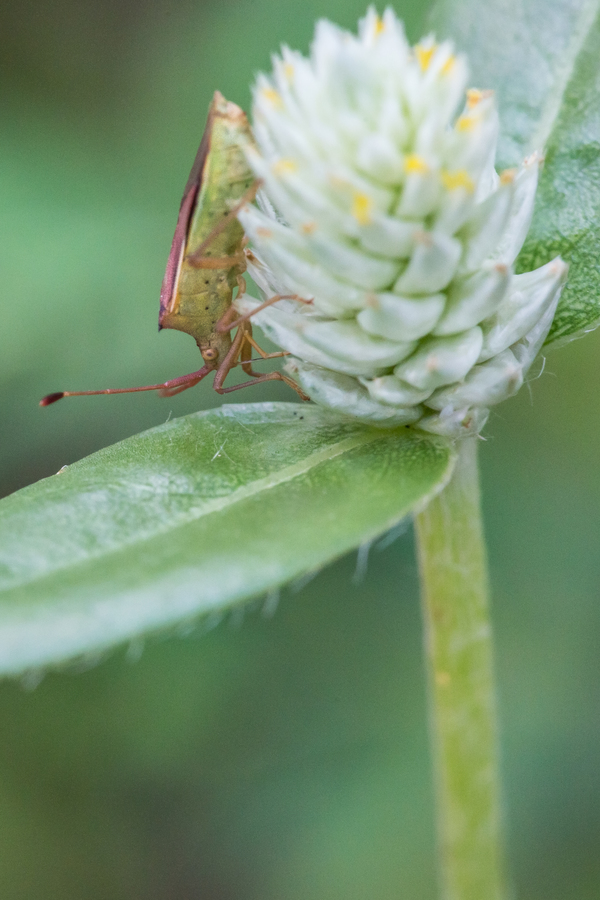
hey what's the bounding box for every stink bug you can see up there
[41,92,308,407]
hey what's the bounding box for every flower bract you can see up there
[237,7,567,436]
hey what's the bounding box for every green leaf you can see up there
[430,0,600,345]
[0,403,454,677]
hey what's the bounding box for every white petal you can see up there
[394,230,462,294]
[433,263,510,335]
[395,164,441,218]
[301,319,416,367]
[357,291,445,341]
[492,152,543,265]
[434,183,476,235]
[512,272,566,372]
[358,216,423,258]
[360,374,433,406]
[243,248,295,299]
[418,406,489,437]
[355,133,405,184]
[304,232,401,291]
[394,327,483,390]
[461,175,515,272]
[287,359,423,426]
[446,94,499,181]
[426,349,523,410]
[478,258,567,361]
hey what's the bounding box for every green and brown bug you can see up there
[41,91,308,407]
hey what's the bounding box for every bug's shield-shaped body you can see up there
[40,91,309,408]
[159,91,254,367]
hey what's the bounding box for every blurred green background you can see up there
[1,0,599,897]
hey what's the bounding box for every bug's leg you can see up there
[215,369,311,401]
[215,303,240,334]
[211,274,249,338]
[245,331,289,361]
[158,375,206,397]
[216,293,313,334]
[239,325,258,377]
[214,329,310,401]
[239,327,288,377]
[211,319,248,386]
[41,365,213,406]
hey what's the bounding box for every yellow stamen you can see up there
[272,158,298,176]
[284,63,294,81]
[415,44,436,72]
[466,88,493,109]
[441,55,456,76]
[352,192,373,226]
[441,169,475,193]
[466,89,482,108]
[456,114,477,132]
[262,87,283,108]
[301,221,317,235]
[500,168,516,185]
[404,154,429,176]
[374,15,385,36]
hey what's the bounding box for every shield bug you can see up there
[41,92,308,407]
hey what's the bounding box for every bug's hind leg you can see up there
[213,324,309,400]
[215,370,310,401]
[211,319,309,401]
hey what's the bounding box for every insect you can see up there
[41,91,308,407]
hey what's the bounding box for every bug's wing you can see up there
[158,96,217,326]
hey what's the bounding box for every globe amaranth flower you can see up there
[236,7,567,436]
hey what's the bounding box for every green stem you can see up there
[414,436,508,900]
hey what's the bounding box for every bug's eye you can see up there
[202,347,219,362]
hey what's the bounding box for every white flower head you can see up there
[237,7,567,436]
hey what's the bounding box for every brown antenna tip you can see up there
[40,392,65,407]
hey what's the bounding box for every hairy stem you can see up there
[415,437,507,900]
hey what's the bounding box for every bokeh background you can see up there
[1,0,599,897]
